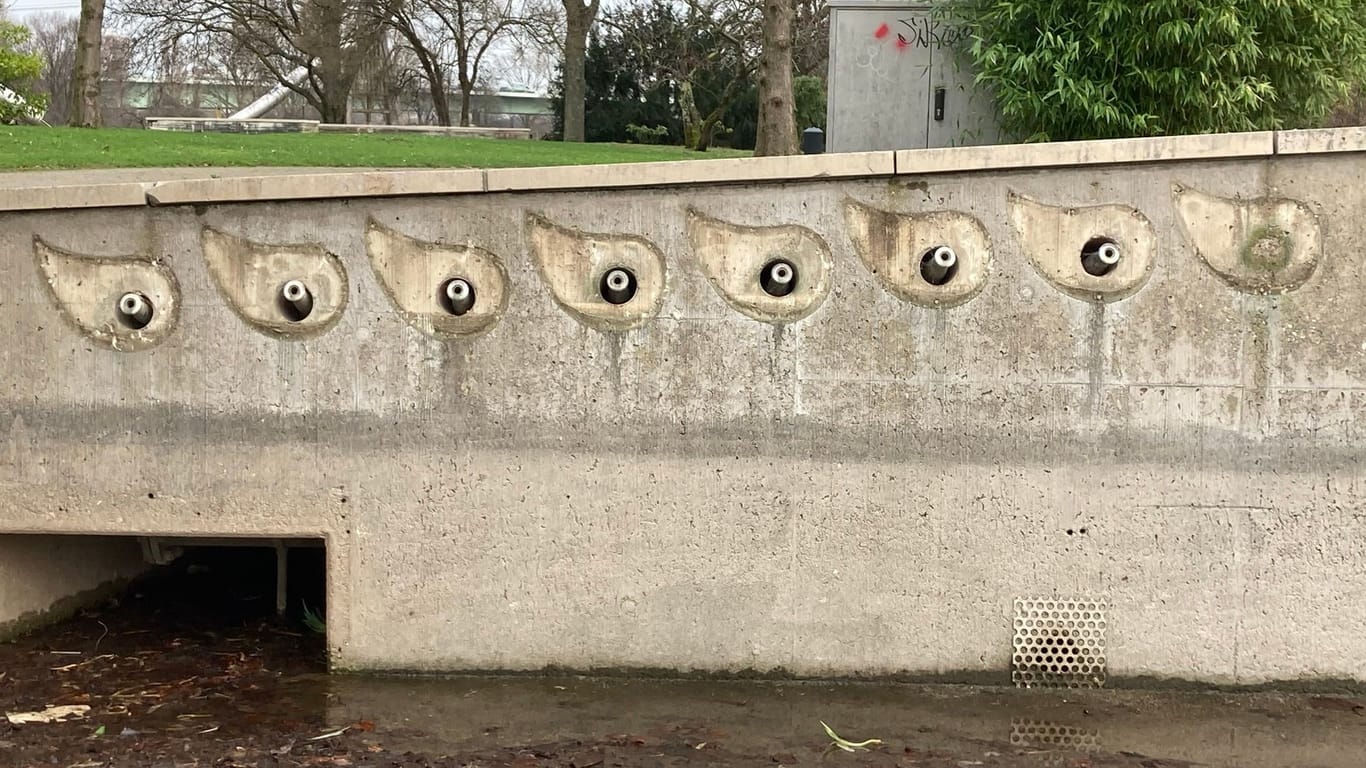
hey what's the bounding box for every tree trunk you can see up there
[385,87,400,125]
[679,82,701,149]
[319,88,350,123]
[70,0,105,127]
[458,74,472,127]
[560,0,599,142]
[431,78,452,126]
[754,0,797,156]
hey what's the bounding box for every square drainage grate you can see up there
[1009,718,1101,751]
[1012,597,1108,688]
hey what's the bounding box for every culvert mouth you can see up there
[130,536,329,629]
[600,267,637,305]
[116,291,154,329]
[278,279,314,322]
[1081,238,1121,277]
[760,259,797,297]
[920,245,959,286]
[439,277,476,316]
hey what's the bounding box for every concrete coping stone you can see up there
[0,182,148,212]
[483,151,897,192]
[144,169,485,206]
[1,128,1359,211]
[1276,127,1366,155]
[896,131,1276,175]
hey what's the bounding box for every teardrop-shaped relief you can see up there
[843,199,991,308]
[34,237,181,351]
[1173,184,1320,294]
[1008,192,1156,303]
[686,209,832,323]
[201,228,348,339]
[526,214,665,331]
[365,220,509,339]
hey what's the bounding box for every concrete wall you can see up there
[2,128,1365,686]
[0,535,146,639]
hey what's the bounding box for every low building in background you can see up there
[90,77,554,138]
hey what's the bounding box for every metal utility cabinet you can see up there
[826,0,1003,152]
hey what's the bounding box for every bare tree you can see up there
[383,0,552,127]
[559,0,598,141]
[792,0,826,79]
[25,12,78,125]
[753,0,795,155]
[72,0,106,126]
[116,0,395,122]
[444,0,548,126]
[383,1,454,124]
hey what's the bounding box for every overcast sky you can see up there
[9,0,79,17]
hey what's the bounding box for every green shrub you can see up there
[0,20,47,123]
[793,75,826,130]
[625,123,671,144]
[944,0,1366,141]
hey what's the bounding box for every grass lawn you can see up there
[0,126,750,171]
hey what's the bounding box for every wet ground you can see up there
[3,554,1366,768]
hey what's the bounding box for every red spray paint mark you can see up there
[873,22,889,39]
[896,34,909,50]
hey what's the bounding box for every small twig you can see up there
[51,654,116,672]
[94,621,109,652]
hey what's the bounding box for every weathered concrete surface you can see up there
[2,134,1366,687]
[0,535,145,639]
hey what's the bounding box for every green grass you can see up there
[0,126,750,171]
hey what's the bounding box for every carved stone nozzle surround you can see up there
[365,220,510,339]
[1008,192,1156,303]
[35,237,181,352]
[844,198,992,308]
[1173,183,1321,295]
[201,228,349,340]
[526,213,667,331]
[687,209,832,324]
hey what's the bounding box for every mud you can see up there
[3,551,1366,767]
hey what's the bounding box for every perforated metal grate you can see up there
[1009,718,1101,751]
[1012,597,1108,688]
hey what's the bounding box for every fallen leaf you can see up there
[354,720,375,732]
[6,705,91,724]
[93,725,106,737]
[820,720,882,752]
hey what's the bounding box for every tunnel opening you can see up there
[135,537,328,636]
[0,534,327,660]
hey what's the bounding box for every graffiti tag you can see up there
[888,16,964,49]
